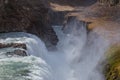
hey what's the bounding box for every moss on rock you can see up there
[104,44,120,80]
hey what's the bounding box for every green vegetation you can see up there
[104,44,120,80]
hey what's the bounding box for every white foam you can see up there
[0,20,109,80]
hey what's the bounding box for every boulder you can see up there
[0,43,27,49]
[6,50,27,57]
[0,43,27,56]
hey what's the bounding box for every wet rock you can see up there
[50,10,68,25]
[14,50,27,56]
[6,50,27,57]
[12,43,27,49]
[0,43,27,49]
[0,0,58,47]
[0,43,27,56]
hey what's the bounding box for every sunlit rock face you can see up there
[0,0,58,47]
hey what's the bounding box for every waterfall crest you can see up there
[0,32,52,80]
[0,20,109,80]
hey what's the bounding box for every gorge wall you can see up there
[0,0,120,80]
[0,0,119,47]
[0,0,58,48]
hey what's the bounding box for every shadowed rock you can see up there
[6,50,27,57]
[0,43,27,49]
[0,43,27,56]
[0,0,58,47]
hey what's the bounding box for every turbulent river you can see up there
[0,20,110,80]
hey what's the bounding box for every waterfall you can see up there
[53,19,109,80]
[0,32,53,80]
[0,20,109,80]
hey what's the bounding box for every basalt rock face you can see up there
[0,43,27,49]
[50,11,67,26]
[0,0,58,47]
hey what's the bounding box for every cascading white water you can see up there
[0,32,48,58]
[53,20,109,80]
[0,32,53,80]
[0,20,109,80]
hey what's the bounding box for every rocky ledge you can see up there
[0,43,27,49]
[0,43,27,57]
[0,0,58,48]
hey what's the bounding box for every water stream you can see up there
[0,20,110,80]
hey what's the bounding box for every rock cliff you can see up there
[0,0,58,48]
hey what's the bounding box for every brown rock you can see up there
[0,43,27,56]
[14,50,27,56]
[0,43,27,49]
[6,50,27,57]
[0,0,58,47]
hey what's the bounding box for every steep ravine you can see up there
[49,1,120,79]
[0,0,120,80]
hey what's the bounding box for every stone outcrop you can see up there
[48,1,120,80]
[0,0,58,47]
[98,0,120,6]
[0,43,27,56]
[6,50,27,56]
[50,11,67,26]
[0,43,27,49]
